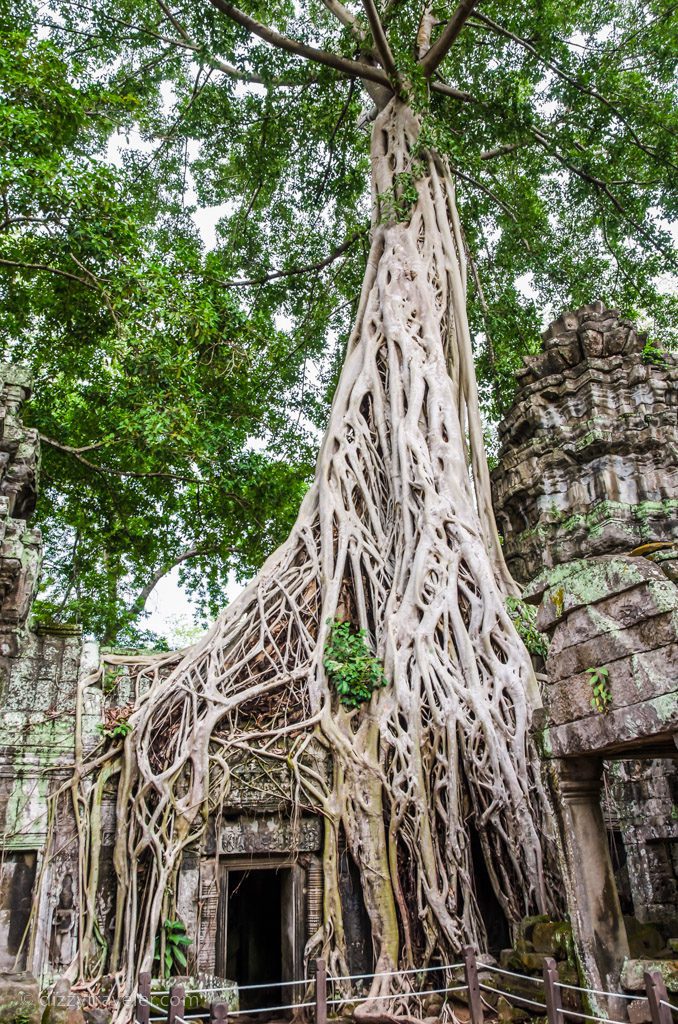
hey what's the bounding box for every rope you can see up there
[478,982,547,1011]
[331,961,465,983]
[660,1000,678,1014]
[226,1001,315,1016]
[150,978,309,996]
[558,1006,631,1024]
[556,981,638,1001]
[326,984,468,1006]
[480,964,545,985]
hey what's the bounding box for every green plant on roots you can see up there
[96,719,133,740]
[505,596,549,658]
[154,919,192,978]
[587,666,611,714]
[324,619,387,708]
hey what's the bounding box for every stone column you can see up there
[554,757,630,996]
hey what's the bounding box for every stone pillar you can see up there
[554,757,630,995]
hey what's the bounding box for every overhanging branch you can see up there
[361,0,398,80]
[130,545,224,615]
[206,0,392,88]
[419,0,482,77]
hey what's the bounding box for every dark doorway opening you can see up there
[468,819,510,954]
[225,869,283,1012]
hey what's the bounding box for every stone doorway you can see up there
[216,857,305,1014]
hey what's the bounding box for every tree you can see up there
[20,0,678,1012]
[0,7,320,643]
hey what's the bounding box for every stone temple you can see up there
[0,301,675,1016]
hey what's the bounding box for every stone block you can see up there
[546,612,678,683]
[497,996,530,1022]
[545,644,678,726]
[82,1013,111,1024]
[621,959,678,993]
[627,998,652,1024]
[0,972,42,1024]
[547,578,678,657]
[531,921,573,959]
[546,691,678,756]
[517,914,551,945]
[625,918,667,958]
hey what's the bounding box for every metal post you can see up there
[645,970,673,1024]
[167,983,185,1024]
[137,973,151,1024]
[463,945,484,1024]
[543,957,563,1024]
[315,957,327,1024]
[209,1001,229,1023]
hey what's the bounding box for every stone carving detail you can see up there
[224,746,329,812]
[0,365,41,629]
[491,302,678,584]
[220,815,322,854]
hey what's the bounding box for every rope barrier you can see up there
[480,964,545,985]
[478,982,547,1011]
[558,1006,630,1024]
[226,1001,315,1016]
[326,984,468,1006]
[660,999,678,1014]
[556,981,638,1001]
[330,961,465,983]
[150,978,309,996]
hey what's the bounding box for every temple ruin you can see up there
[0,299,675,1017]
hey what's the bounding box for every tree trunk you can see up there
[71,98,560,1015]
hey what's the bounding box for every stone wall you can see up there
[492,302,678,995]
[492,302,678,583]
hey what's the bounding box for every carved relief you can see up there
[220,816,322,855]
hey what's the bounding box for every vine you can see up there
[587,666,611,713]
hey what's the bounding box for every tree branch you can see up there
[212,229,366,287]
[430,80,476,102]
[206,0,392,88]
[129,545,223,615]
[361,0,398,80]
[529,127,668,255]
[322,0,361,33]
[0,258,101,290]
[40,435,198,483]
[473,11,676,170]
[419,0,482,77]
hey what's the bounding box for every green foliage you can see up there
[324,619,387,708]
[642,339,668,367]
[587,666,612,714]
[505,596,549,658]
[2,0,676,644]
[378,169,422,223]
[154,918,192,978]
[96,719,133,740]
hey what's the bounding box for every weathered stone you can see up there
[492,305,678,583]
[621,959,678,993]
[531,921,573,959]
[0,972,42,1024]
[623,919,666,958]
[497,996,530,1022]
[545,645,678,726]
[627,998,652,1024]
[82,1012,112,1024]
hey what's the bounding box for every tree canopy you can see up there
[2,0,676,644]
